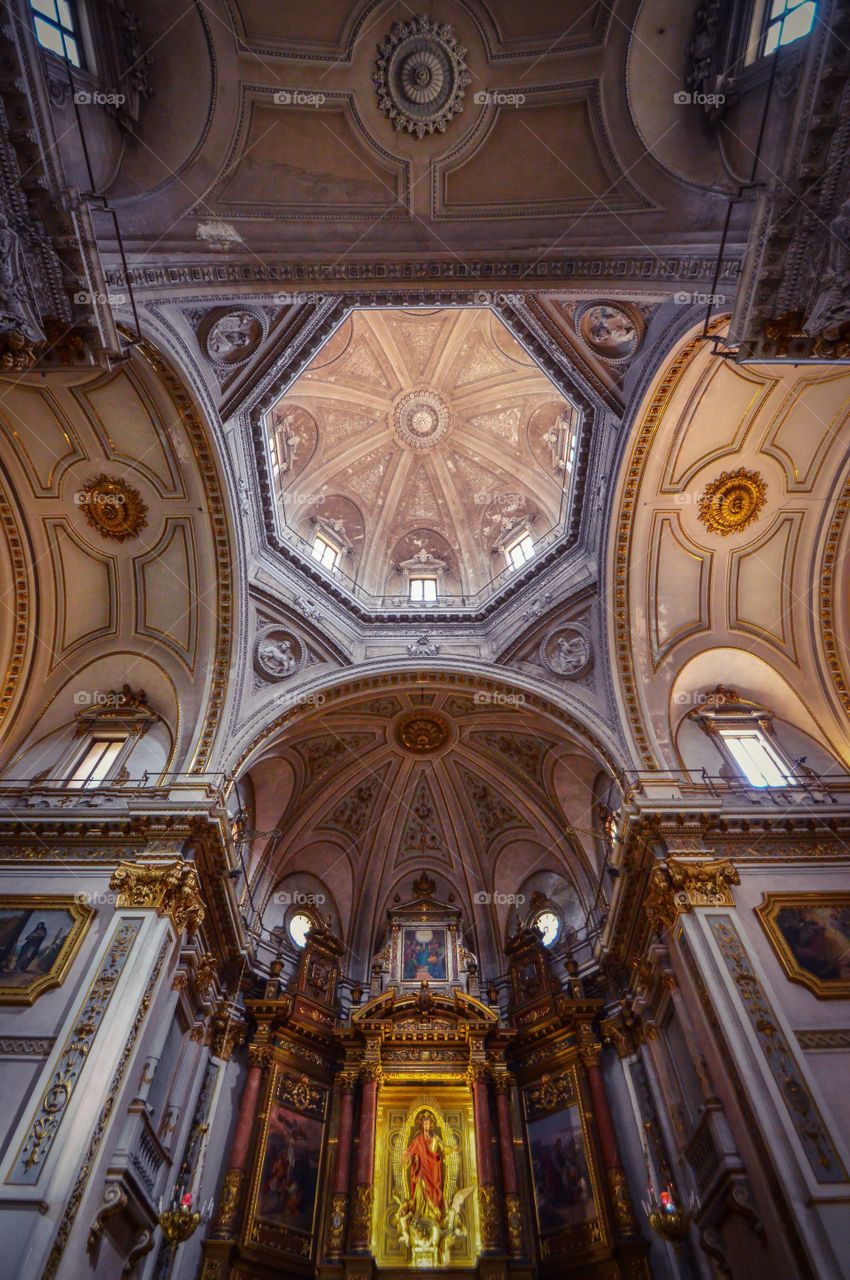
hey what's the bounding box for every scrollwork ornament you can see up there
[504,1192,523,1254]
[527,1072,575,1114]
[109,860,205,936]
[210,1167,242,1237]
[328,1191,348,1254]
[608,1166,639,1235]
[478,1185,501,1249]
[350,1183,372,1246]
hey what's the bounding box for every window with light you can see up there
[30,0,82,66]
[719,729,789,788]
[288,912,313,948]
[409,576,438,603]
[534,910,561,947]
[506,532,534,571]
[311,532,340,570]
[761,0,816,55]
[66,738,125,789]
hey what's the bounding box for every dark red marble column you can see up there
[349,1065,380,1251]
[327,1070,357,1255]
[210,1040,268,1239]
[469,1066,499,1251]
[494,1075,523,1256]
[334,1073,357,1193]
[579,1031,639,1237]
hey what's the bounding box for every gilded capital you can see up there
[646,857,740,929]
[110,860,205,937]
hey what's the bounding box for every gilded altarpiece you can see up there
[373,1084,480,1268]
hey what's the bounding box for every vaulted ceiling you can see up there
[240,680,609,969]
[266,307,575,596]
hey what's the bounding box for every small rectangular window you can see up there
[506,533,534,571]
[410,576,438,602]
[762,0,816,55]
[66,738,125,789]
[719,729,789,788]
[311,533,340,570]
[30,0,81,66]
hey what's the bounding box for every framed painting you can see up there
[256,1102,323,1233]
[0,896,93,1005]
[527,1104,598,1237]
[401,926,448,983]
[756,892,850,998]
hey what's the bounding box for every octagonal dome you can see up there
[263,307,581,608]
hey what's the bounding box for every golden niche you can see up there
[395,713,450,754]
[697,467,766,536]
[78,473,148,541]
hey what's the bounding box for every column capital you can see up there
[646,857,739,930]
[109,859,205,937]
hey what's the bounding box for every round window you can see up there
[534,910,560,947]
[288,912,313,948]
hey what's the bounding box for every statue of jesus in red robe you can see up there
[403,1110,455,1223]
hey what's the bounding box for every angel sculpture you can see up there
[391,1108,474,1266]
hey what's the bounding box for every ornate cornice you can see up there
[646,857,740,930]
[110,860,205,936]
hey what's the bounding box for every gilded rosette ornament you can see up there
[110,860,205,936]
[698,467,766,536]
[78,473,148,541]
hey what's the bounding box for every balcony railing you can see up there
[621,768,850,808]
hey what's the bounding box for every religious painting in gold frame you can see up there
[373,1082,480,1268]
[522,1065,607,1260]
[0,896,93,1005]
[756,892,850,998]
[245,1065,329,1262]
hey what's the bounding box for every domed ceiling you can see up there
[263,307,578,601]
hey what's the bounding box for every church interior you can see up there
[0,1,849,1278]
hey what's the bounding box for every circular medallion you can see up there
[393,388,451,449]
[77,474,148,542]
[201,308,264,366]
[254,626,305,681]
[698,468,766,536]
[374,17,471,138]
[540,623,592,679]
[574,302,643,364]
[394,711,451,754]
